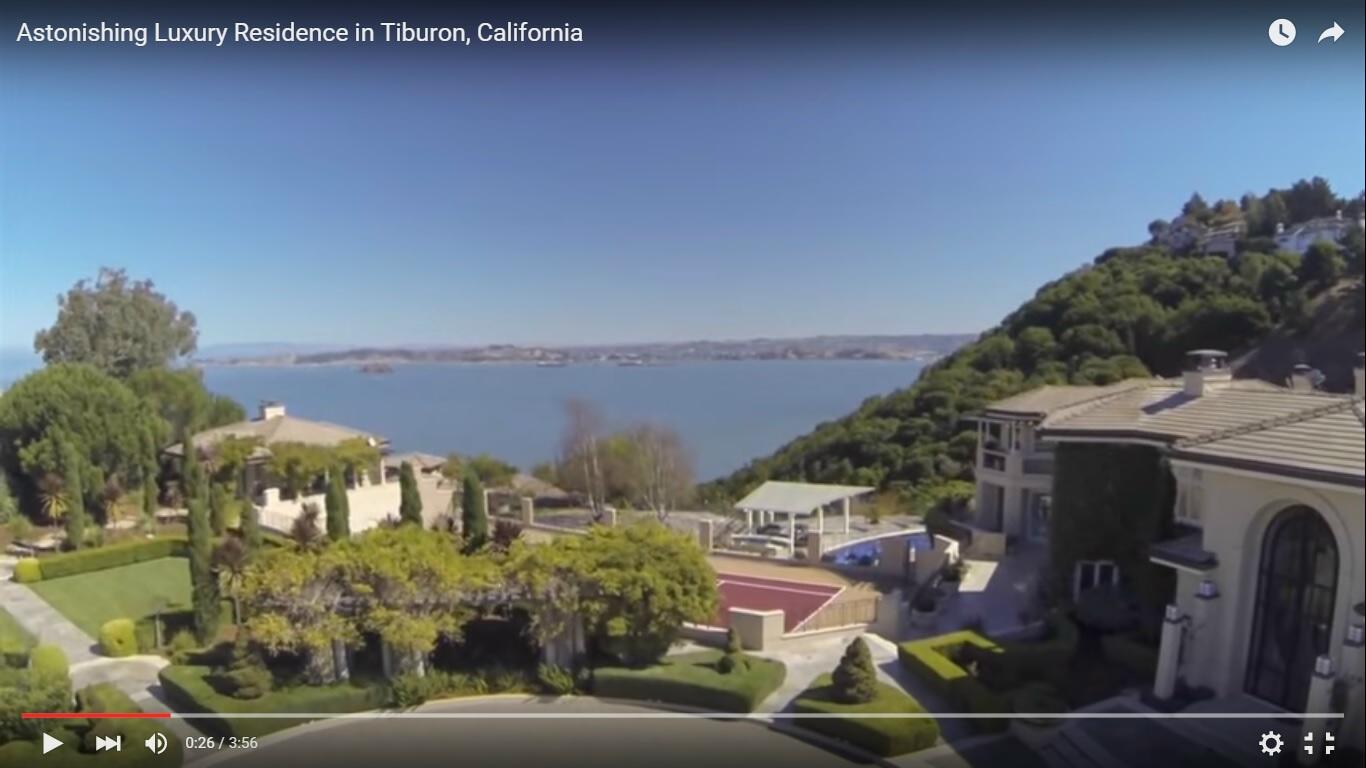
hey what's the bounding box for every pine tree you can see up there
[325,468,350,541]
[830,637,878,704]
[460,467,488,551]
[61,443,87,550]
[398,461,422,526]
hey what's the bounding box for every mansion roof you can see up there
[166,413,387,460]
[992,379,1365,488]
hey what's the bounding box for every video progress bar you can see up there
[22,712,1341,720]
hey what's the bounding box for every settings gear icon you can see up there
[1259,731,1283,756]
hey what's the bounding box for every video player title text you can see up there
[14,21,585,47]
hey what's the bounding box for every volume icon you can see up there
[144,732,169,755]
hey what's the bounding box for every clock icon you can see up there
[1269,18,1296,46]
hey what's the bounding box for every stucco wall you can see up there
[1170,463,1363,714]
[257,481,402,534]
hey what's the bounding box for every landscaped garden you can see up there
[0,607,33,665]
[792,637,939,757]
[899,609,1157,735]
[29,557,191,638]
[592,648,786,712]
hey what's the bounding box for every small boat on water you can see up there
[359,362,395,374]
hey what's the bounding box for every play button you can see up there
[42,732,64,755]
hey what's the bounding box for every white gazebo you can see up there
[734,480,875,553]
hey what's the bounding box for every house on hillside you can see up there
[166,402,399,534]
[1274,210,1364,255]
[974,350,1364,748]
[1196,220,1245,257]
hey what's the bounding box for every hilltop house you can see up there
[1273,210,1365,255]
[973,351,1364,749]
[166,402,400,534]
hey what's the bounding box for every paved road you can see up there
[202,697,883,768]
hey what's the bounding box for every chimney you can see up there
[259,401,286,420]
[1356,353,1364,399]
[1288,363,1317,393]
[1183,350,1231,397]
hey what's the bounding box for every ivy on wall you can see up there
[1049,443,1176,637]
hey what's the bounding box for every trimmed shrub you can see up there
[13,557,42,583]
[793,674,939,756]
[165,630,199,665]
[28,644,69,680]
[35,536,189,580]
[537,663,577,696]
[77,682,140,713]
[99,619,137,658]
[830,637,878,704]
[592,650,785,712]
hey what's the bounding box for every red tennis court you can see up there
[713,573,844,633]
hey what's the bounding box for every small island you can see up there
[358,362,395,375]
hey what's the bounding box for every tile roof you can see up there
[980,380,1150,419]
[167,414,386,459]
[1028,378,1363,487]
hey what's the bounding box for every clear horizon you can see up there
[3,2,1364,349]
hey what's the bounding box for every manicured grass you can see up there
[792,674,940,757]
[159,664,391,739]
[592,649,786,712]
[29,558,191,637]
[0,605,34,660]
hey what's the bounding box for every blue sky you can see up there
[2,6,1363,348]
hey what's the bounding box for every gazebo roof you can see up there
[734,480,874,516]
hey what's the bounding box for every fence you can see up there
[790,594,879,634]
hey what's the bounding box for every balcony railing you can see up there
[981,450,1007,471]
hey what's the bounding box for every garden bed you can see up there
[591,650,785,713]
[158,664,391,739]
[791,674,939,756]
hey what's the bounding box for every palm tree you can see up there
[213,537,250,626]
[37,473,68,522]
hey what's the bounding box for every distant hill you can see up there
[196,334,976,366]
[705,178,1365,501]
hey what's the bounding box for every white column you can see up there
[1298,655,1335,766]
[1153,603,1184,700]
[843,497,850,534]
[745,508,753,531]
[789,512,796,554]
[817,506,824,535]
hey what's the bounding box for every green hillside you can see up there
[706,179,1365,504]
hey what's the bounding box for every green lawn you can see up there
[0,605,35,659]
[29,558,192,638]
[592,650,787,712]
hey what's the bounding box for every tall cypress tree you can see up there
[460,467,488,552]
[183,430,219,644]
[209,483,231,536]
[325,468,350,541]
[398,461,422,526]
[61,443,86,550]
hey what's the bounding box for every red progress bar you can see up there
[23,712,171,719]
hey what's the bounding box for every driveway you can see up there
[202,696,887,768]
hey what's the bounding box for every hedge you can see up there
[77,682,141,714]
[592,650,786,712]
[33,537,189,581]
[99,619,137,658]
[159,664,390,738]
[792,674,939,756]
[12,558,42,583]
[898,631,1008,733]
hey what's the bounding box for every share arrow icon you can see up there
[1318,22,1344,43]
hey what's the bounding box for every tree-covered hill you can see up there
[706,179,1365,503]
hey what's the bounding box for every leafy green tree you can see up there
[127,367,243,445]
[1297,241,1346,290]
[291,503,324,552]
[1013,326,1058,373]
[464,454,518,488]
[61,443,87,550]
[267,442,331,499]
[325,469,351,542]
[398,461,422,526]
[460,468,488,552]
[830,636,878,704]
[0,473,18,524]
[33,268,198,378]
[0,364,159,498]
[333,437,380,485]
[241,503,263,555]
[513,523,716,666]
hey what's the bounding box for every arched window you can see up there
[1244,506,1339,711]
